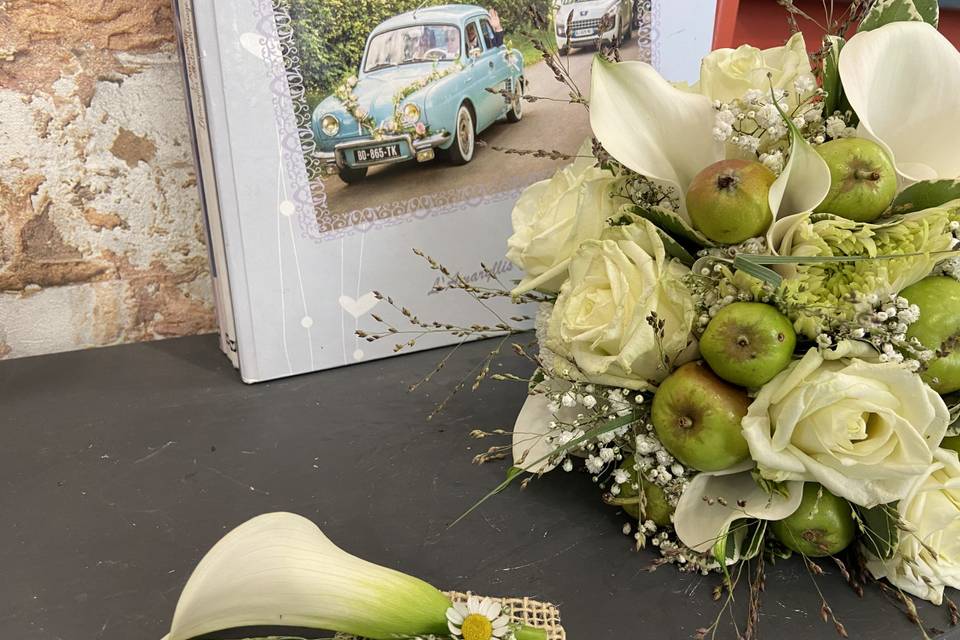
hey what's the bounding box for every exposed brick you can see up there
[83,208,128,231]
[110,128,157,168]
[0,0,216,358]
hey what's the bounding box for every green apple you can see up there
[900,276,960,394]
[686,159,776,244]
[614,455,673,526]
[771,482,855,557]
[814,138,897,222]
[700,302,797,388]
[652,361,751,472]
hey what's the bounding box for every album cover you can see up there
[172,0,665,382]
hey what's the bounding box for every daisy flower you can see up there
[446,595,512,640]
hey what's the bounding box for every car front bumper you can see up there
[316,131,451,174]
[557,23,619,48]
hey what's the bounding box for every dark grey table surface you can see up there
[1,335,956,640]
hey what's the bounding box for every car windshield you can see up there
[364,25,461,72]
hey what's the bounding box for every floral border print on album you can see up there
[360,0,960,636]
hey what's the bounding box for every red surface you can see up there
[713,0,960,50]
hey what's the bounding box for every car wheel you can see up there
[558,45,570,56]
[506,79,524,123]
[445,103,475,166]
[338,165,368,184]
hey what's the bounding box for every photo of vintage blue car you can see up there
[311,4,526,184]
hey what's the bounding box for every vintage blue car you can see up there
[312,4,526,184]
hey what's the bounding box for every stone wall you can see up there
[0,0,216,360]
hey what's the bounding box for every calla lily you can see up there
[589,57,830,222]
[161,513,546,640]
[674,463,803,554]
[512,392,564,473]
[840,21,960,183]
[590,57,722,218]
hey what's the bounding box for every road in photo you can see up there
[318,36,648,216]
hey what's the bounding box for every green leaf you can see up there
[859,0,939,31]
[627,204,716,248]
[731,254,784,288]
[821,36,847,118]
[889,179,960,215]
[654,228,696,266]
[743,521,767,561]
[736,249,960,268]
[730,245,960,288]
[713,524,733,586]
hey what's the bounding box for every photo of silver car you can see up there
[554,0,634,54]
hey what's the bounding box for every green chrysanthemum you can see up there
[770,200,960,337]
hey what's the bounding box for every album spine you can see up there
[171,0,241,368]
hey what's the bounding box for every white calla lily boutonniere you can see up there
[161,513,547,640]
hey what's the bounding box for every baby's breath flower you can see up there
[760,150,785,174]
[585,455,605,474]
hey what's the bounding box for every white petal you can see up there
[478,597,495,619]
[512,393,561,473]
[840,21,960,182]
[590,57,723,218]
[449,621,462,636]
[446,607,465,624]
[164,513,452,640]
[768,126,831,218]
[823,340,881,361]
[674,467,804,553]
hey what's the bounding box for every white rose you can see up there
[697,32,815,107]
[507,147,628,295]
[544,219,697,390]
[866,448,960,605]
[742,345,949,507]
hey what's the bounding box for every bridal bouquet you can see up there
[493,0,960,628]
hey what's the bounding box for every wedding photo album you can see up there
[172,0,704,382]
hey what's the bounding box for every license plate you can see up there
[354,144,402,164]
[573,28,595,38]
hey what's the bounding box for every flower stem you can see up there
[515,625,549,640]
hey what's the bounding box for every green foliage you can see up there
[889,179,960,215]
[820,35,849,118]
[288,0,553,105]
[624,204,717,248]
[505,28,555,67]
[858,0,939,31]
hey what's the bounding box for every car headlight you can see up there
[320,114,340,137]
[605,5,618,20]
[401,103,421,124]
